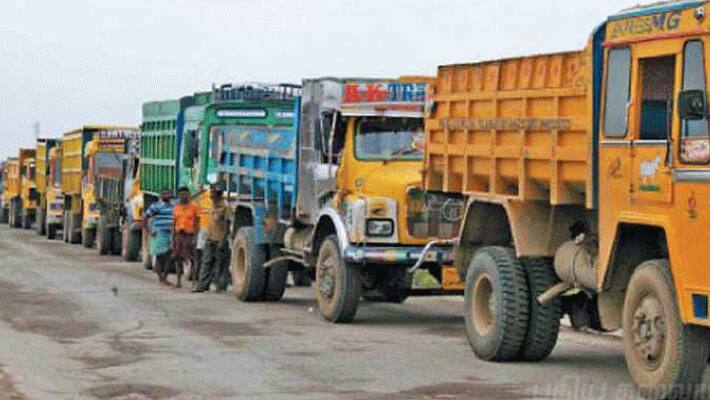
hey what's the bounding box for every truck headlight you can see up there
[366,219,394,237]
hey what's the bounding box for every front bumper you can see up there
[343,245,453,266]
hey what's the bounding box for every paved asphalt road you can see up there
[0,225,699,400]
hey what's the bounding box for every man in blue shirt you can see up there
[143,187,175,285]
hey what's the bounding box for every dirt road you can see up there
[0,225,677,399]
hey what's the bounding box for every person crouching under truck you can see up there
[172,186,200,289]
[143,187,175,286]
[193,185,231,293]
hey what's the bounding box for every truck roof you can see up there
[610,0,704,20]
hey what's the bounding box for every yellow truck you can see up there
[83,128,140,257]
[61,126,136,246]
[34,138,60,236]
[19,155,39,230]
[6,149,36,229]
[2,158,19,227]
[424,1,710,397]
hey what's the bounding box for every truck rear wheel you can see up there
[123,228,141,262]
[21,211,31,229]
[111,227,122,255]
[62,212,69,242]
[316,235,361,323]
[10,202,21,229]
[96,220,111,255]
[69,214,81,244]
[231,227,266,302]
[36,208,45,235]
[623,259,710,399]
[464,246,529,361]
[0,206,8,224]
[517,258,561,361]
[82,228,96,248]
[263,265,288,301]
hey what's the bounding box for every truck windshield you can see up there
[96,153,123,178]
[355,118,424,161]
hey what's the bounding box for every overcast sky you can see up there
[0,0,630,159]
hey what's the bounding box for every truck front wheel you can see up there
[0,207,8,224]
[315,235,361,323]
[464,246,529,361]
[47,224,58,240]
[231,227,266,302]
[623,259,710,399]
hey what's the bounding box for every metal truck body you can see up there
[3,158,19,227]
[0,160,7,223]
[6,149,36,229]
[138,96,195,267]
[34,138,59,236]
[424,1,710,395]
[216,79,456,322]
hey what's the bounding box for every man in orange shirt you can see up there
[172,186,200,288]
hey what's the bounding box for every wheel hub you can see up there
[318,259,336,299]
[632,295,666,367]
[472,274,497,336]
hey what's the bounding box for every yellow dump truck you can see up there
[61,125,134,246]
[34,138,60,236]
[19,155,38,230]
[83,128,140,256]
[6,149,36,229]
[424,1,710,396]
[2,158,19,226]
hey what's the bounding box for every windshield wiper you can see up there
[383,147,420,164]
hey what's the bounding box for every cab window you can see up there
[680,40,710,164]
[639,56,674,140]
[604,47,632,137]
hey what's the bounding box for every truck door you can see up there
[599,46,633,247]
[630,51,676,205]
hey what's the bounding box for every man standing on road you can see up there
[143,187,174,286]
[172,186,200,289]
[193,185,231,293]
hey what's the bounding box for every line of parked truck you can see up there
[4,2,710,396]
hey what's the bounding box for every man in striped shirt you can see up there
[143,187,175,285]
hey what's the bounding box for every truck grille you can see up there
[406,188,463,239]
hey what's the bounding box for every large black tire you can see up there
[110,227,122,255]
[47,224,58,240]
[36,208,45,235]
[315,235,361,323]
[62,212,70,243]
[231,227,267,302]
[69,214,81,244]
[96,219,111,255]
[82,228,96,248]
[623,259,710,399]
[517,258,561,361]
[0,207,8,224]
[464,246,529,362]
[10,202,21,229]
[21,212,32,229]
[123,228,141,262]
[263,265,288,301]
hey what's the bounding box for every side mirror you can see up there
[679,90,707,120]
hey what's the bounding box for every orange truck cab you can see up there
[425,1,710,396]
